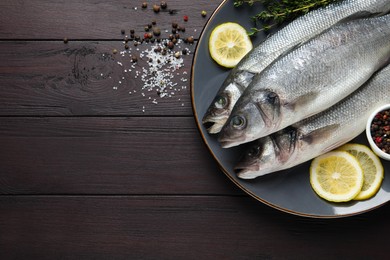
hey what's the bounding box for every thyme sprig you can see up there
[234,0,339,36]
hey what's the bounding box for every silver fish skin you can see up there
[234,63,390,179]
[219,14,390,148]
[202,0,390,134]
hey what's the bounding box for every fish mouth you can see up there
[202,115,227,134]
[234,161,259,179]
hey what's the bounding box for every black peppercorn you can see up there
[167,41,174,49]
[121,29,125,34]
[63,37,68,44]
[130,29,135,34]
[142,2,147,8]
[160,1,167,9]
[153,27,161,36]
[131,55,138,63]
[187,36,194,44]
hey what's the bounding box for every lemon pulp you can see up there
[208,22,253,68]
[310,151,363,202]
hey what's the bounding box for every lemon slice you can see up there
[338,143,384,200]
[310,151,363,202]
[208,22,253,68]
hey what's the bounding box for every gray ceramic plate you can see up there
[191,0,390,218]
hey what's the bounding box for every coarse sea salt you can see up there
[112,39,189,112]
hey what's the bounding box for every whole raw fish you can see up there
[202,0,390,134]
[219,14,390,148]
[234,63,390,179]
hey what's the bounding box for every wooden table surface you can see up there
[1,0,390,259]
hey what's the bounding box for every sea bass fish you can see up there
[234,63,390,179]
[202,0,390,134]
[219,14,390,148]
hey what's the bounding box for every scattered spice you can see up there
[112,49,118,54]
[141,2,147,9]
[183,15,189,22]
[160,1,168,9]
[130,29,135,34]
[168,9,175,15]
[167,41,175,49]
[186,36,194,44]
[201,10,207,17]
[172,22,178,29]
[125,44,129,49]
[121,29,125,34]
[63,37,68,44]
[153,27,161,36]
[153,4,161,13]
[371,109,390,154]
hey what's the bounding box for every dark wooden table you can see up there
[1,0,390,259]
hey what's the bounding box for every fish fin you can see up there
[300,124,340,146]
[284,91,319,111]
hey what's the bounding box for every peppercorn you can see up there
[172,22,178,29]
[153,27,161,36]
[172,38,177,44]
[178,26,185,32]
[124,36,129,43]
[187,36,194,44]
[131,55,138,63]
[152,20,157,25]
[130,29,135,34]
[142,2,147,8]
[183,15,188,22]
[168,34,174,40]
[174,51,181,58]
[168,9,175,14]
[112,49,118,54]
[182,49,187,55]
[124,44,129,49]
[147,33,153,38]
[167,41,174,49]
[160,1,167,9]
[63,37,68,44]
[134,42,138,46]
[121,29,125,34]
[144,26,149,32]
[161,49,167,55]
[175,33,180,39]
[172,28,177,34]
[153,4,160,13]
[135,35,141,41]
[201,10,207,17]
[154,46,162,52]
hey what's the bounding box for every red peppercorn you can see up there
[183,15,188,22]
[144,33,149,39]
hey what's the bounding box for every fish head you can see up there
[218,89,281,148]
[202,81,243,134]
[234,128,297,179]
[202,71,254,134]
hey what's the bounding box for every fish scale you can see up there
[202,0,390,134]
[235,62,390,179]
[219,14,390,148]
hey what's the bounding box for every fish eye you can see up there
[266,92,278,104]
[214,95,227,109]
[247,146,260,157]
[231,115,246,129]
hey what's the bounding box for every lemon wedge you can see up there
[208,22,253,68]
[338,143,384,200]
[310,151,363,202]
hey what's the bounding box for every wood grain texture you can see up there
[1,196,390,259]
[0,0,220,39]
[0,41,198,116]
[0,117,241,195]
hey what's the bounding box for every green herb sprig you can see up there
[234,0,339,36]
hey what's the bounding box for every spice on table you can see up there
[153,4,160,13]
[121,29,125,34]
[130,29,135,34]
[201,10,207,17]
[152,20,157,25]
[131,55,138,63]
[141,2,147,9]
[125,44,129,49]
[178,26,185,32]
[160,1,167,9]
[371,109,390,154]
[112,49,118,54]
[167,41,174,49]
[172,22,178,29]
[63,37,68,44]
[183,15,188,22]
[186,36,194,44]
[153,27,161,36]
